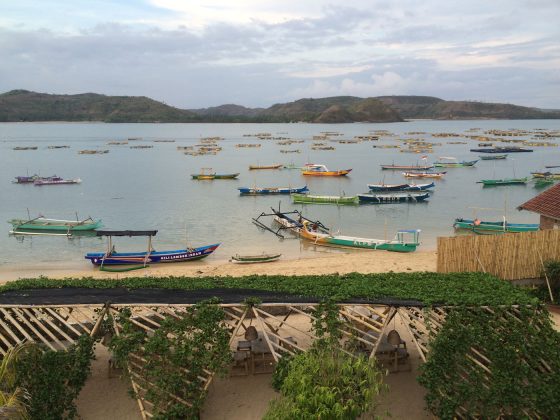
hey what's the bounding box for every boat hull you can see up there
[368,182,434,191]
[292,194,358,205]
[325,236,418,252]
[231,253,281,263]
[239,186,308,195]
[453,218,538,232]
[191,173,239,180]
[479,155,508,160]
[403,172,446,178]
[358,192,430,204]
[381,165,433,170]
[9,218,102,232]
[478,178,528,186]
[433,160,478,167]
[301,169,351,176]
[85,244,220,265]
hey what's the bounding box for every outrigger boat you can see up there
[249,164,283,170]
[34,178,81,186]
[403,171,446,179]
[367,182,435,192]
[230,253,282,264]
[9,216,102,234]
[453,218,538,233]
[301,164,351,176]
[433,157,478,168]
[357,192,430,204]
[381,164,433,170]
[291,193,359,205]
[191,168,239,180]
[85,230,220,268]
[238,186,309,195]
[477,178,529,186]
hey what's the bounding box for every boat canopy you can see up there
[95,230,158,237]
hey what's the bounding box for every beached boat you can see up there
[453,218,538,233]
[381,164,434,170]
[238,186,309,195]
[479,154,508,160]
[433,157,478,167]
[301,164,351,176]
[299,221,420,252]
[291,193,359,205]
[13,175,62,184]
[230,253,282,263]
[9,216,102,233]
[191,168,239,180]
[249,164,283,170]
[85,230,220,266]
[403,171,446,178]
[34,178,81,186]
[470,147,533,153]
[367,182,435,192]
[357,192,430,204]
[477,178,529,186]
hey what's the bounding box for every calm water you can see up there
[1,120,559,268]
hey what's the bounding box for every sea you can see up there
[1,120,559,268]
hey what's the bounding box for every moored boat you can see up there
[191,168,239,180]
[470,147,533,153]
[433,157,478,167]
[368,182,435,191]
[230,253,282,263]
[453,218,538,232]
[291,193,359,205]
[249,164,283,170]
[357,192,430,204]
[9,216,102,233]
[34,178,81,186]
[301,164,351,176]
[403,171,446,178]
[14,175,62,184]
[477,178,529,186]
[238,185,309,195]
[381,164,434,170]
[531,172,560,179]
[479,154,508,160]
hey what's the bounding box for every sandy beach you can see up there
[0,249,437,284]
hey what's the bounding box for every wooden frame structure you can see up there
[0,302,550,419]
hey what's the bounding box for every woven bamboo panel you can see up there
[437,230,560,280]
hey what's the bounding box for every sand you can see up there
[0,249,437,284]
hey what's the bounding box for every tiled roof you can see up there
[518,183,560,220]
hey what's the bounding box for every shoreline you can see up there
[0,249,437,284]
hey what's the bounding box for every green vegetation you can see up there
[108,300,232,419]
[0,343,32,419]
[14,335,95,420]
[418,306,560,418]
[0,272,538,306]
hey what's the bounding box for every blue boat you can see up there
[368,182,435,192]
[238,186,309,195]
[84,230,220,267]
[358,192,430,204]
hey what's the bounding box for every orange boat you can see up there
[301,164,352,176]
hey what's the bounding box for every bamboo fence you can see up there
[437,230,560,280]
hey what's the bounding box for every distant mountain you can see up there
[1,90,558,122]
[376,95,560,120]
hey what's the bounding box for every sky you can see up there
[0,0,559,109]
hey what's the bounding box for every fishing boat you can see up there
[433,157,478,167]
[453,218,538,233]
[403,171,446,178]
[85,230,220,267]
[249,164,283,170]
[34,178,81,186]
[301,164,351,176]
[381,164,434,170]
[9,216,102,233]
[531,172,560,179]
[299,221,420,252]
[479,154,508,160]
[477,178,529,186]
[191,168,239,180]
[367,182,435,192]
[13,175,62,184]
[291,193,359,205]
[534,177,554,188]
[470,147,533,153]
[238,186,309,195]
[357,192,430,204]
[230,253,282,264]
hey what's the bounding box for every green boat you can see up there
[477,177,529,186]
[291,193,359,205]
[9,216,102,233]
[453,218,538,233]
[534,177,554,188]
[230,253,282,263]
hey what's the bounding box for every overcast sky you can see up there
[1,0,559,109]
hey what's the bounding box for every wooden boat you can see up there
[433,157,478,167]
[453,218,538,232]
[249,164,282,170]
[358,192,430,204]
[13,146,38,150]
[291,193,359,205]
[479,154,508,160]
[531,172,560,179]
[477,178,529,186]
[238,185,309,195]
[9,216,102,233]
[403,171,446,178]
[368,182,435,192]
[13,175,62,184]
[301,164,351,176]
[381,164,433,170]
[34,178,81,185]
[85,230,219,266]
[470,147,533,153]
[534,178,554,188]
[191,168,239,180]
[230,253,282,264]
[299,221,420,252]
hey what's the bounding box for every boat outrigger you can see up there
[85,230,220,269]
